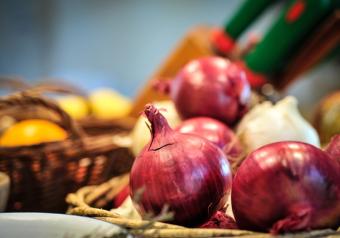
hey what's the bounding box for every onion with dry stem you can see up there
[130,104,232,227]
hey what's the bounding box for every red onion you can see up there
[232,141,340,233]
[114,185,130,208]
[325,134,340,163]
[162,56,251,125]
[130,104,232,227]
[175,117,243,159]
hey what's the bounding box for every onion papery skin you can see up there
[200,210,238,229]
[232,141,340,233]
[169,56,251,125]
[130,104,232,227]
[175,117,243,159]
[325,134,340,163]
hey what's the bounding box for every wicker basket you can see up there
[0,92,134,212]
[66,174,340,238]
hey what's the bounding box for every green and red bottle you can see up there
[212,0,276,55]
[238,0,336,88]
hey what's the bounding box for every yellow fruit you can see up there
[0,119,67,147]
[57,95,89,120]
[314,91,340,144]
[89,88,132,119]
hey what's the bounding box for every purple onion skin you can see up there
[130,105,232,227]
[169,56,251,126]
[175,117,243,159]
[325,134,340,163]
[232,141,340,233]
[200,210,238,229]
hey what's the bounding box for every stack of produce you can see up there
[27,84,135,136]
[110,56,340,235]
[0,79,135,138]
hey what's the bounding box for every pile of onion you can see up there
[130,104,232,227]
[158,56,251,125]
[232,141,340,233]
[175,117,243,160]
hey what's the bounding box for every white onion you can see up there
[236,96,320,153]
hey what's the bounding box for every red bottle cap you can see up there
[235,60,268,88]
[211,28,236,55]
[286,0,305,23]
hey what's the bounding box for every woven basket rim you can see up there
[66,174,340,238]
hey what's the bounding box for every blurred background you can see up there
[1,0,244,96]
[0,0,339,110]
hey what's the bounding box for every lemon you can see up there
[57,95,89,120]
[89,88,132,119]
[0,119,67,147]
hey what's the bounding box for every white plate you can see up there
[0,213,124,238]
